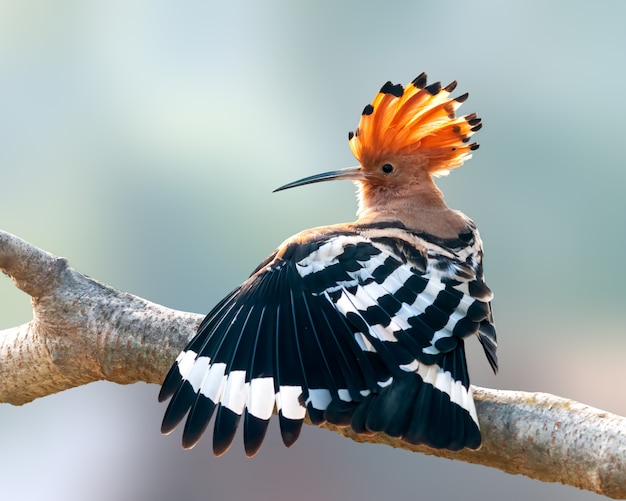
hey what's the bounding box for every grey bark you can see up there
[1,229,625,498]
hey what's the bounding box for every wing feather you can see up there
[242,308,273,457]
[211,304,259,456]
[160,295,241,436]
[159,224,496,454]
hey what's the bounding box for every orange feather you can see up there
[349,74,480,176]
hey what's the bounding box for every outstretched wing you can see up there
[158,223,496,456]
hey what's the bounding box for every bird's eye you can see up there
[381,163,394,174]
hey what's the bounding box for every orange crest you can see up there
[348,73,481,176]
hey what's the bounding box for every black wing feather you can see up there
[275,287,305,447]
[160,294,242,436]
[158,288,239,404]
[212,304,259,456]
[242,307,271,457]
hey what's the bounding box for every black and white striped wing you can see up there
[158,230,496,456]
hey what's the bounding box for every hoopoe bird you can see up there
[159,72,498,457]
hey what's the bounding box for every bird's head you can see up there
[275,73,481,217]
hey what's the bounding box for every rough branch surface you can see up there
[1,229,625,498]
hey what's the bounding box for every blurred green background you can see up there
[1,1,625,500]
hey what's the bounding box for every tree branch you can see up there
[0,229,199,404]
[1,229,625,498]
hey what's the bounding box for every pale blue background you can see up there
[1,1,625,500]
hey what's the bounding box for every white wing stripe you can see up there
[414,363,478,424]
[185,354,210,392]
[276,386,306,420]
[247,377,275,420]
[307,388,332,410]
[296,235,369,277]
[176,349,199,380]
[199,362,227,402]
[220,370,248,415]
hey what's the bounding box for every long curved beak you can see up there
[273,166,363,193]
